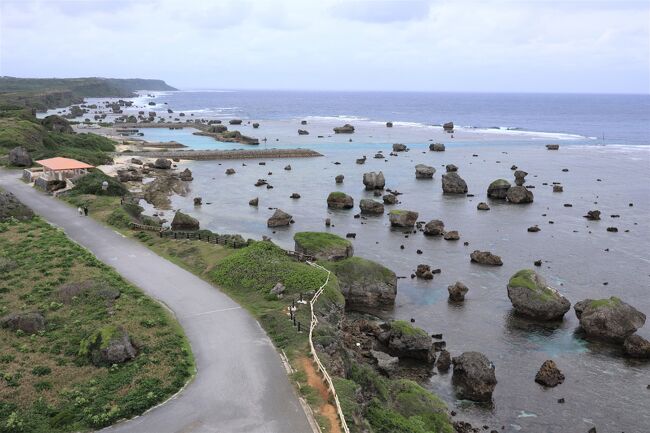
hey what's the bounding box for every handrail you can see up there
[306,261,350,433]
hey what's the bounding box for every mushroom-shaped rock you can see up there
[79,325,137,366]
[574,297,646,342]
[389,210,418,228]
[452,352,497,402]
[415,164,435,179]
[1,311,45,334]
[506,186,534,204]
[363,171,386,190]
[507,270,571,320]
[442,172,468,194]
[429,143,445,152]
[267,209,293,227]
[423,219,445,236]
[154,158,172,169]
[333,124,355,133]
[487,179,511,199]
[513,170,528,186]
[392,143,407,152]
[327,192,354,209]
[448,281,469,302]
[360,199,384,215]
[535,360,565,387]
[325,257,397,311]
[470,250,503,266]
[294,232,353,261]
[8,147,32,167]
[171,210,200,231]
[385,320,434,362]
[623,334,650,358]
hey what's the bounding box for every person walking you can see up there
[77,206,83,216]
[83,206,89,216]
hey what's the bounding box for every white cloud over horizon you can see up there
[0,0,648,94]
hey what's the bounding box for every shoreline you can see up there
[116,148,323,160]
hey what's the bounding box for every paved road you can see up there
[0,170,314,433]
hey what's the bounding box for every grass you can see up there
[508,269,555,301]
[293,232,351,253]
[388,210,412,216]
[328,192,348,199]
[389,321,428,338]
[59,192,451,433]
[322,256,395,284]
[589,297,622,309]
[0,216,194,433]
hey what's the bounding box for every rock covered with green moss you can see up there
[294,231,353,261]
[327,191,354,209]
[42,114,73,133]
[507,269,571,320]
[324,257,396,312]
[487,178,511,199]
[171,210,199,231]
[382,320,434,362]
[574,296,646,342]
[388,209,418,228]
[79,325,137,366]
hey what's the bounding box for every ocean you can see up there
[50,90,650,432]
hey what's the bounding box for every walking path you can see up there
[0,170,314,433]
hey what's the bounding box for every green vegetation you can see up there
[348,365,452,433]
[388,210,410,215]
[589,297,622,309]
[322,256,395,282]
[389,320,429,338]
[328,191,348,199]
[68,170,128,196]
[0,113,115,166]
[0,77,176,111]
[508,269,555,301]
[508,269,538,291]
[0,216,194,433]
[294,232,351,253]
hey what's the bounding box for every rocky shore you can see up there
[118,148,323,160]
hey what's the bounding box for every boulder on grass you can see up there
[1,311,45,334]
[8,147,32,167]
[0,191,34,221]
[79,325,137,366]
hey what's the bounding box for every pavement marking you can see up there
[185,306,242,318]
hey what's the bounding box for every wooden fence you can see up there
[128,222,248,248]
[305,261,350,433]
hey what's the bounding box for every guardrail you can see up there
[305,261,350,433]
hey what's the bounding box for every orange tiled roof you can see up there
[35,157,94,171]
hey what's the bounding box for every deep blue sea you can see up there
[147,90,650,145]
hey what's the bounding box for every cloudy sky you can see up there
[1,0,648,93]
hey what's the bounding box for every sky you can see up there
[0,0,649,94]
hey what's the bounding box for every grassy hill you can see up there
[0,77,176,111]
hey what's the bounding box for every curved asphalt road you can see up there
[0,170,314,433]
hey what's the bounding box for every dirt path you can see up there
[300,357,343,433]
